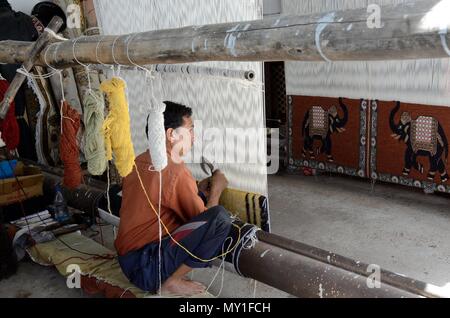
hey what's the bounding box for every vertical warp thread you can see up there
[83,90,108,175]
[0,79,20,150]
[100,77,135,177]
[60,101,82,189]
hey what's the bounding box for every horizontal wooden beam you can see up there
[0,0,449,68]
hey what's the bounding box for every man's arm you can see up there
[206,170,228,209]
[168,171,207,222]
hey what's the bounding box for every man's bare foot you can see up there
[159,278,206,296]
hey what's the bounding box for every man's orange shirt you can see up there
[114,151,206,256]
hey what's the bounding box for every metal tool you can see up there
[200,156,215,176]
[200,156,216,193]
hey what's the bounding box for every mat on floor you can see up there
[26,232,214,298]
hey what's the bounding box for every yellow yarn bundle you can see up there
[100,77,135,177]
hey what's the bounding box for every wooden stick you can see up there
[0,1,449,68]
[54,0,100,114]
[0,16,64,119]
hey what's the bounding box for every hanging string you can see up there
[95,35,110,69]
[60,101,82,189]
[125,33,152,75]
[157,170,163,295]
[100,77,136,177]
[111,35,122,78]
[83,89,107,175]
[83,26,102,36]
[231,224,260,277]
[106,164,117,239]
[72,36,92,92]
[44,42,67,137]
[16,65,59,79]
[25,73,49,165]
[252,279,258,298]
[205,236,233,297]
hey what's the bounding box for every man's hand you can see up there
[198,177,211,198]
[210,170,228,193]
[206,170,228,208]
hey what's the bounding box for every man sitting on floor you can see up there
[115,101,231,296]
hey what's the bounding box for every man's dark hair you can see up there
[0,0,11,10]
[146,101,192,139]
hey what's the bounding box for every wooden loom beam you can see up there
[0,0,449,69]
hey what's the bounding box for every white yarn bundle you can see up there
[147,100,167,171]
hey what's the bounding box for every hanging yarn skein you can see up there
[60,101,82,189]
[83,90,107,175]
[100,77,135,177]
[0,79,19,150]
[147,99,167,171]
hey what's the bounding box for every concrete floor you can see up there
[269,173,450,288]
[1,172,450,297]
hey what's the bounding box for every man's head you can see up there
[146,101,195,158]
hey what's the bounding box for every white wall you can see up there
[263,0,281,15]
[8,0,40,14]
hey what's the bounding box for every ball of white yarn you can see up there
[147,100,167,171]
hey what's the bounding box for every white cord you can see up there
[83,26,102,36]
[106,164,116,239]
[126,33,152,75]
[205,236,232,297]
[120,287,132,298]
[43,43,66,103]
[252,279,257,298]
[157,170,163,295]
[44,28,68,42]
[72,36,92,91]
[16,66,58,79]
[242,226,259,250]
[95,35,110,70]
[111,35,124,78]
